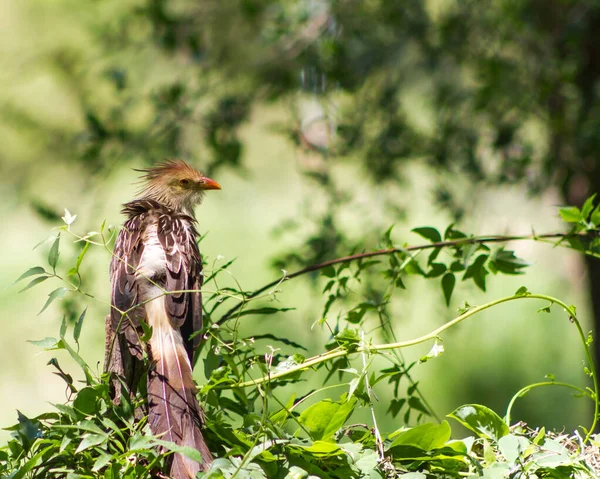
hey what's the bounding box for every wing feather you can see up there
[157,213,203,361]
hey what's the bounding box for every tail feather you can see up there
[147,301,213,478]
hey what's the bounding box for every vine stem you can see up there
[215,232,578,326]
[505,381,591,427]
[219,293,598,440]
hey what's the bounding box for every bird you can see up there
[106,160,220,478]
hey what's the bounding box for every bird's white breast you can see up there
[139,220,166,277]
[137,220,167,301]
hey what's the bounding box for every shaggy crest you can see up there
[134,160,220,215]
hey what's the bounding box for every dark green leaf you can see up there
[448,404,509,440]
[463,254,488,291]
[387,398,406,418]
[247,333,307,350]
[490,248,529,275]
[321,265,336,278]
[412,227,442,243]
[75,241,91,272]
[428,247,441,265]
[591,205,600,226]
[235,307,295,317]
[441,273,455,306]
[426,262,446,278]
[383,225,395,247]
[444,225,467,240]
[73,387,98,415]
[408,396,429,415]
[73,308,87,342]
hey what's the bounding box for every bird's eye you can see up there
[179,179,190,186]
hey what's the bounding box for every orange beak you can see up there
[201,177,221,190]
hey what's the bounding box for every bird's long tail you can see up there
[146,299,213,478]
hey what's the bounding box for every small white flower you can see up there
[61,209,77,229]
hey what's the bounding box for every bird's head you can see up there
[135,160,221,214]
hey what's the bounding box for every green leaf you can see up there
[14,266,46,284]
[532,427,546,445]
[412,227,442,243]
[426,262,446,278]
[448,404,509,440]
[28,337,59,349]
[7,445,53,479]
[444,225,467,240]
[559,206,582,223]
[295,440,343,456]
[515,286,530,296]
[92,452,113,472]
[270,394,296,425]
[75,433,106,453]
[236,307,295,317]
[48,235,60,270]
[441,273,455,306]
[388,421,451,451]
[334,329,361,352]
[75,241,91,272]
[321,265,336,278]
[591,205,600,226]
[60,315,68,338]
[463,254,488,291]
[498,434,529,464]
[490,248,529,275]
[382,225,395,247]
[582,194,597,220]
[154,439,206,463]
[73,308,87,342]
[346,302,376,324]
[39,287,68,315]
[73,387,98,415]
[299,397,357,441]
[19,275,49,293]
[245,333,307,351]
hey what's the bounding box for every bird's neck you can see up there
[137,194,197,218]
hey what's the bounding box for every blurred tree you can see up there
[7,0,600,367]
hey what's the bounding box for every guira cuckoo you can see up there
[107,160,220,478]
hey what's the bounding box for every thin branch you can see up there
[216,231,573,326]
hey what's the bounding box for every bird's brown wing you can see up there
[156,211,203,362]
[106,204,151,400]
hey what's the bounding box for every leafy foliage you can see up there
[3,200,600,477]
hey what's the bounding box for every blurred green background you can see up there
[1,0,598,441]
